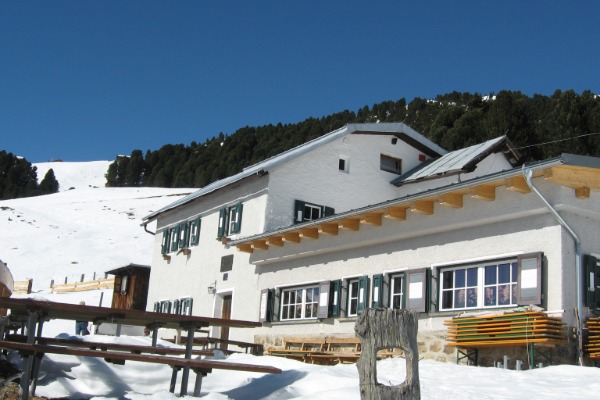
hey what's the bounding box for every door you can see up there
[219,294,232,351]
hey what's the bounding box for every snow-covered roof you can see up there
[143,123,446,222]
[392,136,519,186]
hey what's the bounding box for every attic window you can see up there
[380,154,402,174]
[339,156,349,173]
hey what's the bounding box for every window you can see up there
[280,285,320,320]
[346,276,368,317]
[174,297,193,315]
[170,226,180,252]
[390,274,404,309]
[380,154,402,174]
[190,218,201,246]
[155,300,172,313]
[119,275,128,295]
[218,203,243,238]
[439,254,542,311]
[339,157,349,172]
[161,229,171,255]
[294,200,334,224]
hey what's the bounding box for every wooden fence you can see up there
[13,279,33,295]
[50,277,115,294]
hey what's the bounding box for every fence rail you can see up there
[13,279,33,295]
[51,277,115,294]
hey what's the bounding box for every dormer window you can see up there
[380,154,402,174]
[294,200,334,224]
[339,156,349,173]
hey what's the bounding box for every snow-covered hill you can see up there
[0,161,194,291]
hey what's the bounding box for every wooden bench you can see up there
[163,335,264,355]
[444,311,567,366]
[583,316,600,361]
[0,339,281,398]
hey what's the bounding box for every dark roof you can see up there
[392,136,520,186]
[106,263,150,275]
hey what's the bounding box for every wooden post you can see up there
[355,308,420,400]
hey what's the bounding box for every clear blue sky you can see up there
[2,1,599,163]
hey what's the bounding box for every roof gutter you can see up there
[142,222,155,236]
[522,164,583,366]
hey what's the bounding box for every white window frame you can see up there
[347,279,360,317]
[439,259,519,311]
[380,154,402,174]
[280,284,320,321]
[390,274,404,310]
[302,203,322,222]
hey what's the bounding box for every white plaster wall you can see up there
[146,175,269,343]
[264,133,431,231]
[249,181,600,339]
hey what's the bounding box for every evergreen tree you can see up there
[39,168,59,194]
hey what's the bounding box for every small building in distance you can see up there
[106,264,150,311]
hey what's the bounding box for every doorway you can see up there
[219,294,232,351]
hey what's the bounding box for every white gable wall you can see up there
[264,133,431,231]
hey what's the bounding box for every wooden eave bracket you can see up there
[282,232,301,243]
[237,243,253,253]
[361,213,383,226]
[470,185,496,201]
[339,218,360,231]
[575,186,591,199]
[319,223,339,236]
[410,200,434,215]
[439,193,463,208]
[505,176,531,194]
[384,206,407,220]
[266,236,284,247]
[300,228,319,239]
[252,240,268,251]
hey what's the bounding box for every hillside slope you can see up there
[0,161,193,291]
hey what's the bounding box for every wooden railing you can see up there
[51,277,115,294]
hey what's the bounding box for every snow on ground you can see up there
[2,161,600,399]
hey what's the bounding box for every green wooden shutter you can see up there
[232,203,243,233]
[330,280,341,317]
[170,226,180,252]
[153,302,160,312]
[161,230,170,254]
[516,252,543,305]
[294,200,305,223]
[173,299,181,314]
[371,274,383,308]
[357,276,369,315]
[584,254,599,308]
[268,288,276,321]
[217,208,226,238]
[178,222,190,248]
[323,206,335,217]
[259,288,270,322]
[190,218,201,246]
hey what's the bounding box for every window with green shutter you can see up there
[217,203,243,238]
[170,226,180,252]
[371,274,383,308]
[190,218,201,246]
[584,254,600,309]
[178,222,190,248]
[389,273,405,309]
[357,276,369,315]
[294,199,335,224]
[161,230,171,255]
[330,280,341,317]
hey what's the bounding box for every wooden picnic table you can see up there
[0,297,278,399]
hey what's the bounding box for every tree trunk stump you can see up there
[355,308,420,400]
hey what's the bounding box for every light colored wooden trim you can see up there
[252,240,268,250]
[237,243,254,253]
[575,186,590,199]
[470,185,496,201]
[339,218,360,231]
[505,176,531,194]
[319,223,339,236]
[439,193,463,208]
[267,236,284,247]
[384,207,407,220]
[283,232,301,243]
[410,201,434,215]
[361,213,383,226]
[300,228,319,239]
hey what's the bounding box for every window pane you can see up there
[512,262,518,280]
[498,285,510,305]
[498,263,510,284]
[442,272,453,289]
[485,265,497,285]
[455,270,465,287]
[484,287,497,306]
[454,289,465,308]
[467,268,478,286]
[466,288,477,307]
[442,290,453,309]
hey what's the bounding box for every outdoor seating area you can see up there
[266,336,404,365]
[0,297,281,400]
[444,310,567,366]
[163,334,264,355]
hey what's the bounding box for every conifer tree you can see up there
[39,168,59,194]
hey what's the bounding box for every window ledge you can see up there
[271,319,322,326]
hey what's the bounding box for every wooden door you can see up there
[220,295,232,350]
